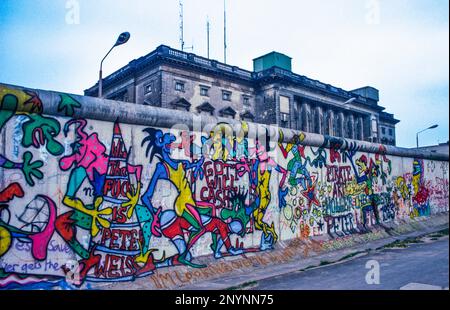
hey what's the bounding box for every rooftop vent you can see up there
[351,86,379,102]
[253,51,292,72]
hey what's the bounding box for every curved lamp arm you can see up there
[98,32,130,98]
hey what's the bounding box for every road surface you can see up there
[251,237,449,290]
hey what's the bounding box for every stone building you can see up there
[413,141,449,155]
[85,45,399,145]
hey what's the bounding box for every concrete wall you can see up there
[0,83,448,289]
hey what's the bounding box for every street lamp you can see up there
[98,32,131,97]
[416,124,438,148]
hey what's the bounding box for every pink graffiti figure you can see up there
[59,119,108,179]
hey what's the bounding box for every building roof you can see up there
[85,46,361,102]
[84,45,398,123]
[253,51,292,61]
[412,141,449,155]
[379,111,400,124]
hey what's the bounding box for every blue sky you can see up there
[0,0,448,148]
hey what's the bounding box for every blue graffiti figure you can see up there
[287,145,312,190]
[141,128,209,268]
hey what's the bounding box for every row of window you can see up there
[381,127,394,136]
[380,137,396,145]
[168,81,251,105]
[171,103,254,122]
[144,81,251,105]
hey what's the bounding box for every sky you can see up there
[0,0,448,148]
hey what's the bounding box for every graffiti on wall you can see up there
[0,85,448,289]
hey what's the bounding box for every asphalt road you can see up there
[251,237,449,290]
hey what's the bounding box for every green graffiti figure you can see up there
[57,94,81,117]
[0,86,64,186]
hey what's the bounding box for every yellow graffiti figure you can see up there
[412,160,422,195]
[253,167,278,242]
[164,162,198,218]
[395,176,409,200]
[278,129,305,158]
[0,226,12,257]
[63,196,112,237]
[123,182,142,219]
[0,86,43,114]
[208,123,234,160]
[208,122,249,160]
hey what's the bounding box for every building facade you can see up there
[413,141,449,155]
[85,45,399,145]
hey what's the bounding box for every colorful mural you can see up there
[0,84,448,289]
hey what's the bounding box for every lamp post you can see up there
[416,124,438,148]
[98,32,130,98]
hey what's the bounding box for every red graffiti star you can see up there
[301,183,320,209]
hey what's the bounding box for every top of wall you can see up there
[1,82,447,161]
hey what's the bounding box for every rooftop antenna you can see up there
[179,0,193,52]
[206,16,210,58]
[223,0,227,63]
[179,0,184,51]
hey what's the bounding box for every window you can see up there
[107,89,128,102]
[280,95,290,114]
[389,128,393,136]
[123,93,129,102]
[243,96,250,106]
[381,127,386,134]
[175,81,185,92]
[200,86,209,97]
[371,117,378,133]
[219,106,236,119]
[240,111,255,122]
[145,83,153,94]
[222,90,232,101]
